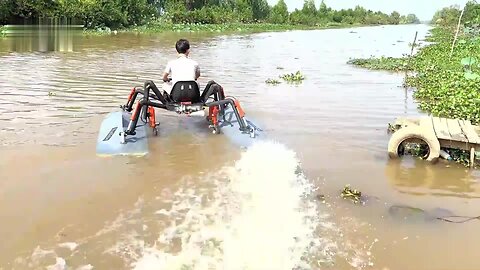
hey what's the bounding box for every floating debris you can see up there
[340,184,362,204]
[387,122,401,133]
[315,194,326,203]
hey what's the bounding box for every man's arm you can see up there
[163,62,171,82]
[162,72,169,82]
[195,64,200,80]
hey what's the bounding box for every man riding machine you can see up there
[119,79,256,141]
[118,38,257,142]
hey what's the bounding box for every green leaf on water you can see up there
[265,78,281,85]
[464,71,480,80]
[461,57,477,66]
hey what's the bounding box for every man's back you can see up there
[164,55,200,86]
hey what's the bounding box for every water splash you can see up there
[132,140,320,269]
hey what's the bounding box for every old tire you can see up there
[388,126,440,163]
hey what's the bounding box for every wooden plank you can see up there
[459,120,480,144]
[436,140,470,151]
[419,116,436,137]
[446,118,469,142]
[432,117,452,140]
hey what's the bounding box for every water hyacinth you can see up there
[265,78,281,85]
[340,185,363,204]
[347,56,411,71]
[280,71,305,83]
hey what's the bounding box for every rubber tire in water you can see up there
[387,126,441,163]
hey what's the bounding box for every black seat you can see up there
[170,81,201,104]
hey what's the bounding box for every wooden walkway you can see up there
[424,116,480,144]
[423,116,480,165]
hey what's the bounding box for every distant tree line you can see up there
[0,0,420,29]
[431,1,480,28]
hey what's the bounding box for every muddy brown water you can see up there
[1,24,480,270]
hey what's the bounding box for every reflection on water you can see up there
[2,18,83,52]
[385,158,480,198]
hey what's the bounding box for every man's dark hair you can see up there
[175,39,190,54]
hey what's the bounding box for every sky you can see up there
[266,0,471,21]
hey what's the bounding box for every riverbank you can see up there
[349,26,480,124]
[0,21,348,39]
[0,20,414,37]
[81,21,401,36]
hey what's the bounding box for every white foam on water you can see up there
[76,264,94,270]
[46,257,66,270]
[58,242,79,251]
[131,140,322,269]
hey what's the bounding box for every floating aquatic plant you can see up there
[464,71,480,80]
[461,56,476,67]
[265,78,281,85]
[461,57,479,80]
[347,56,410,72]
[279,71,305,83]
[340,185,362,204]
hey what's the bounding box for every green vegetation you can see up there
[287,2,419,26]
[280,71,305,83]
[125,21,317,34]
[0,0,157,29]
[340,185,363,204]
[265,70,306,85]
[349,1,480,125]
[445,148,474,167]
[405,27,480,123]
[432,1,480,30]
[399,142,474,167]
[402,143,430,158]
[347,57,410,72]
[265,78,281,85]
[0,0,420,34]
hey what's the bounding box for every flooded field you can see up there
[1,24,480,270]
